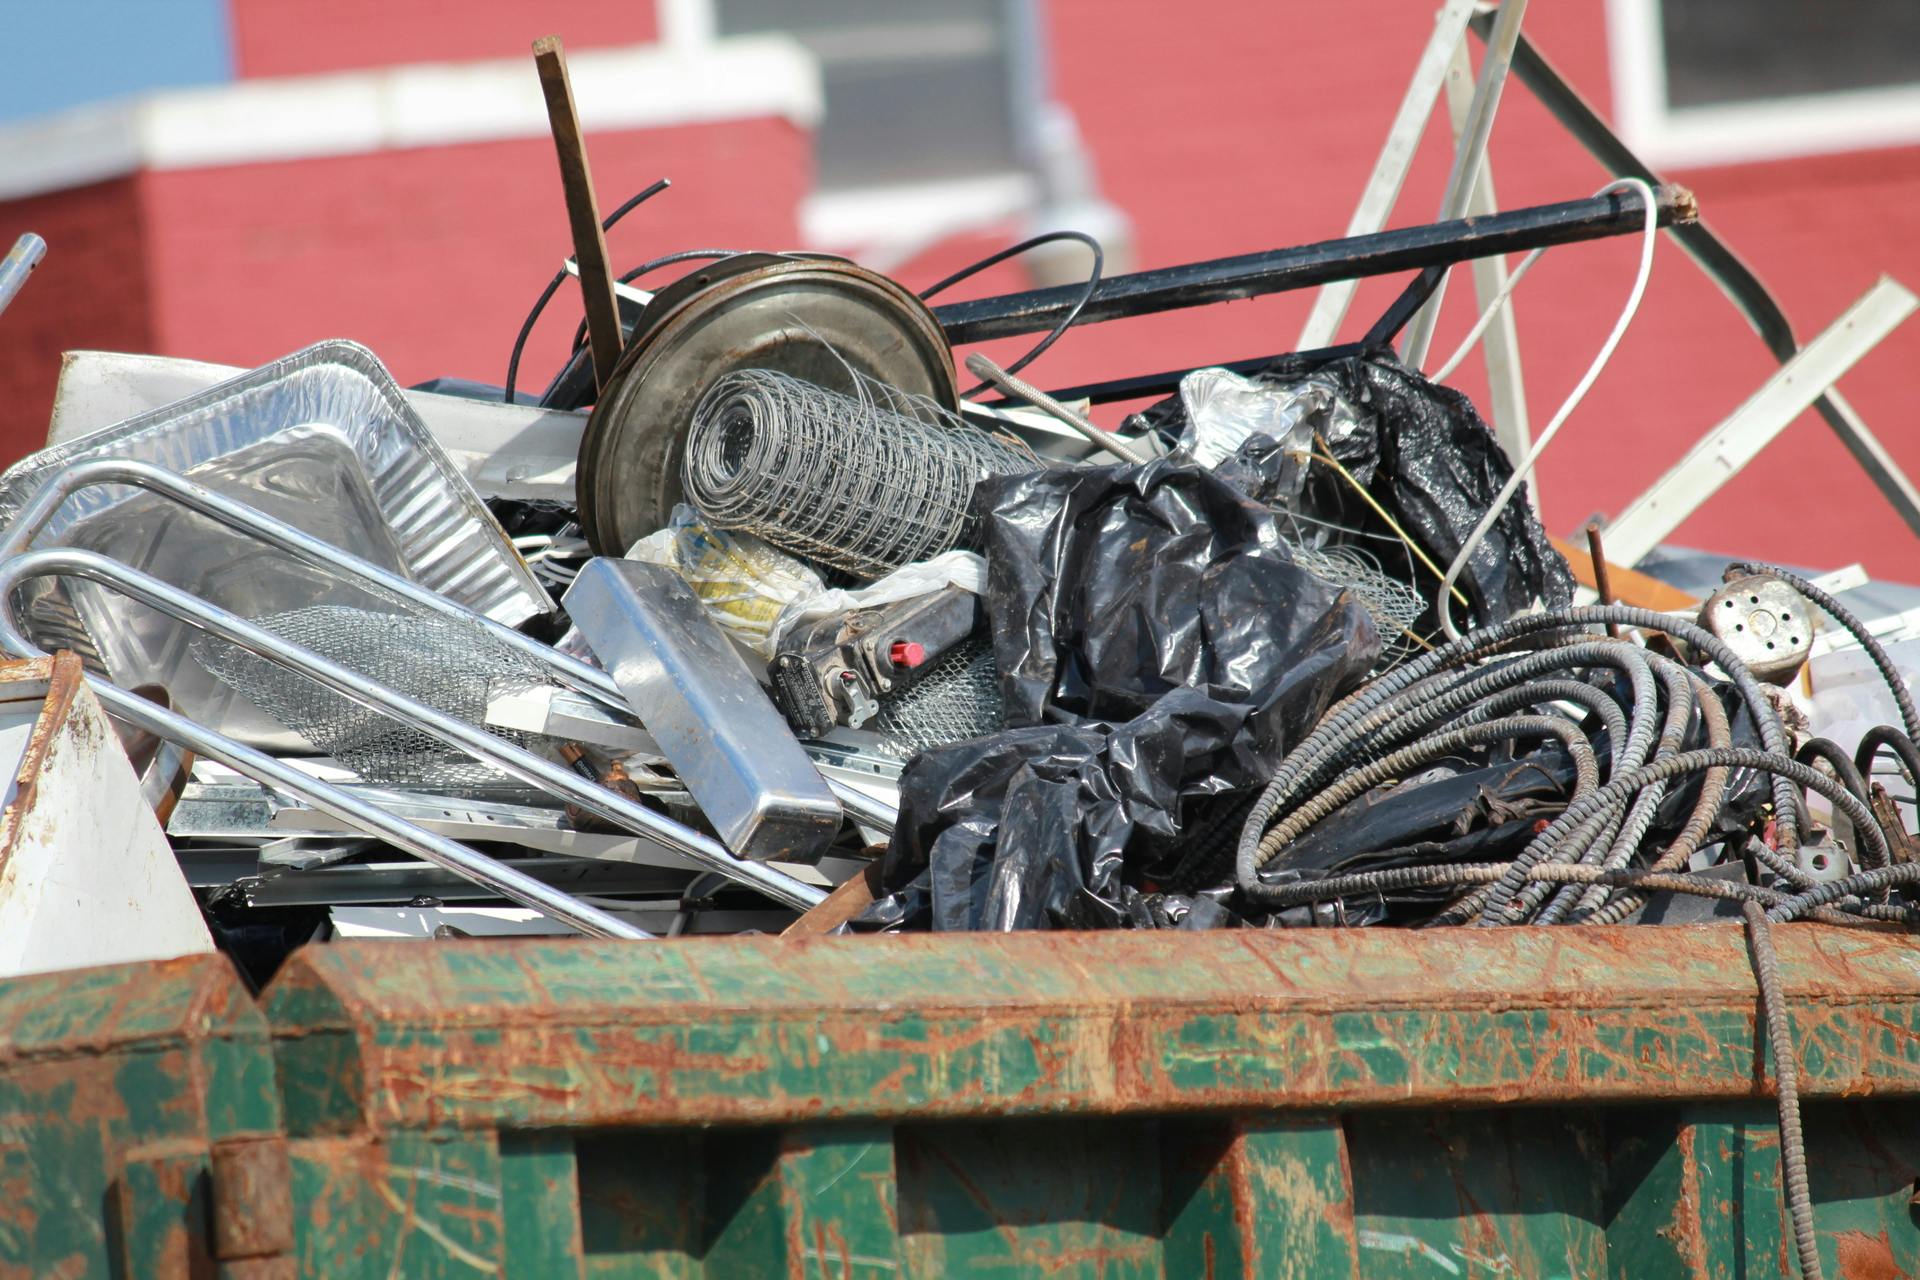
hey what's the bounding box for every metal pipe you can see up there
[0,547,828,911]
[1296,0,1478,349]
[0,459,897,828]
[92,684,650,938]
[1008,262,1447,409]
[1400,0,1530,369]
[1487,18,1920,542]
[0,233,46,319]
[932,185,1694,346]
[963,354,1148,464]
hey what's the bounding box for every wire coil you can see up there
[682,369,1038,579]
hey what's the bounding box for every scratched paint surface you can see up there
[14,925,1920,1273]
[0,954,277,1280]
[251,926,1920,1276]
[267,927,1920,1135]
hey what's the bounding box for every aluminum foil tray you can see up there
[0,340,551,747]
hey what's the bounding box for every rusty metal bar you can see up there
[532,35,624,392]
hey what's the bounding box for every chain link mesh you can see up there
[873,636,1004,757]
[190,604,551,784]
[682,368,1039,580]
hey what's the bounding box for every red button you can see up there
[890,641,926,668]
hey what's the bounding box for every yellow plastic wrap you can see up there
[625,505,824,656]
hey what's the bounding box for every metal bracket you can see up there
[1602,277,1919,567]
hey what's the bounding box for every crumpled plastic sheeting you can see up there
[982,458,1379,732]
[859,458,1381,932]
[1134,352,1576,627]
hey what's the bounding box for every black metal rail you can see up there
[1478,15,1920,539]
[933,185,1694,346]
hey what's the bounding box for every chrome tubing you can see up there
[0,546,828,911]
[0,458,899,829]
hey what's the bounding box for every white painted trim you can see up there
[658,0,719,50]
[0,34,820,202]
[1607,0,1920,168]
[1602,277,1919,567]
[799,171,1037,252]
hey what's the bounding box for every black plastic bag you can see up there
[859,458,1379,931]
[981,456,1377,735]
[1130,351,1576,629]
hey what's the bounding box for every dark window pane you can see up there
[714,0,1018,188]
[1661,0,1920,108]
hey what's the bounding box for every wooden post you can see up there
[532,35,624,393]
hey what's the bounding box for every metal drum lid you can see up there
[575,254,958,555]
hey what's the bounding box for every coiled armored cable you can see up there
[1235,606,1807,907]
[1228,588,1898,1280]
[1745,899,1824,1280]
[1575,674,1731,926]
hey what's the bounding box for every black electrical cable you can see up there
[559,249,744,355]
[564,250,859,355]
[919,229,1104,398]
[502,177,673,404]
[1854,725,1920,807]
[1793,737,1870,804]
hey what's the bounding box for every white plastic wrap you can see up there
[769,551,988,651]
[1176,367,1357,500]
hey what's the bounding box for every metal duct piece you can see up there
[564,558,844,862]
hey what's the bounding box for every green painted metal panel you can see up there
[288,1131,505,1278]
[0,955,279,1280]
[14,925,1920,1273]
[251,927,1920,1274]
[1161,1117,1360,1280]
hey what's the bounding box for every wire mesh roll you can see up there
[682,368,1039,579]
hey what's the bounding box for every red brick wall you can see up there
[138,117,812,393]
[5,1,1919,579]
[0,179,155,458]
[228,0,657,79]
[992,0,1920,578]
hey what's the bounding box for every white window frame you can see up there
[1607,0,1920,169]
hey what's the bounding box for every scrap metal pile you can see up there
[5,29,1920,1272]
[1,225,1916,950]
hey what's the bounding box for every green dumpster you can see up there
[0,954,286,1279]
[255,925,1920,1277]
